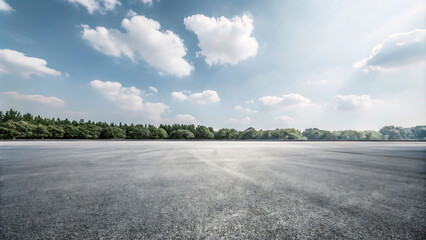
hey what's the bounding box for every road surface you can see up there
[0,141,425,239]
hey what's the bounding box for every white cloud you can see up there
[273,115,294,123]
[171,91,187,101]
[229,117,254,125]
[141,0,153,6]
[245,99,254,104]
[333,95,373,111]
[68,0,120,14]
[82,15,193,77]
[148,86,158,93]
[304,79,329,86]
[184,14,258,65]
[0,0,13,12]
[126,9,137,17]
[171,90,220,104]
[90,80,168,121]
[175,114,198,124]
[355,29,426,71]
[0,49,61,78]
[2,91,65,107]
[258,93,311,107]
[235,105,258,114]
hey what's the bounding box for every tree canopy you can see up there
[0,109,424,140]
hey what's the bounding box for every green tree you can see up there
[4,109,22,122]
[242,127,259,139]
[48,125,65,138]
[32,124,50,139]
[148,125,160,139]
[303,128,321,140]
[100,126,126,139]
[379,126,405,140]
[228,129,240,139]
[0,121,33,139]
[411,125,426,140]
[78,124,102,139]
[63,125,80,138]
[215,128,229,139]
[131,125,151,139]
[158,128,168,139]
[195,125,214,139]
[170,129,195,139]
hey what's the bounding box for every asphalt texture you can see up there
[0,141,425,239]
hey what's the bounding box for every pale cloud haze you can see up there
[0,0,425,130]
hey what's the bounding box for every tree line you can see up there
[0,109,425,140]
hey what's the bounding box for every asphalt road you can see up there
[0,141,425,239]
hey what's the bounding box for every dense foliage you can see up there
[0,109,425,140]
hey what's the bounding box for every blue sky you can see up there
[0,0,425,130]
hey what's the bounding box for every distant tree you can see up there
[242,127,259,139]
[215,128,240,139]
[259,130,272,139]
[320,130,335,140]
[195,125,214,139]
[411,125,426,140]
[170,129,195,139]
[22,113,34,123]
[63,125,80,138]
[0,121,33,139]
[303,128,321,140]
[48,125,65,138]
[286,128,302,140]
[362,131,382,140]
[228,129,240,139]
[379,126,405,140]
[158,128,168,139]
[100,126,126,139]
[271,128,302,140]
[4,109,22,122]
[79,124,102,139]
[0,108,424,141]
[127,125,151,139]
[148,125,160,139]
[215,128,229,139]
[32,124,50,139]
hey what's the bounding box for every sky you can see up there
[0,0,425,130]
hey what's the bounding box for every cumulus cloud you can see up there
[235,105,258,114]
[175,114,198,124]
[245,99,254,104]
[229,117,254,125]
[68,0,120,14]
[258,93,311,107]
[184,14,258,65]
[0,49,61,78]
[82,15,193,77]
[0,0,13,12]
[141,0,153,6]
[2,91,65,107]
[333,95,373,110]
[355,29,426,71]
[149,86,158,93]
[171,90,220,104]
[90,80,168,121]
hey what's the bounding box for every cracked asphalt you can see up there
[0,141,425,239]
